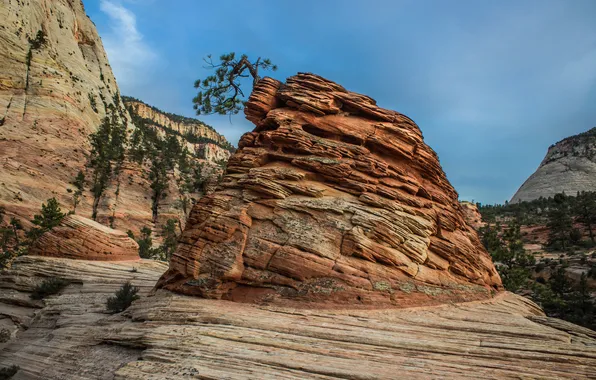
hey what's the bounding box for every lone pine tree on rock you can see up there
[192,53,277,116]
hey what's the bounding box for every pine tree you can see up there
[575,192,596,244]
[161,219,179,260]
[547,193,573,249]
[31,198,65,231]
[72,170,85,213]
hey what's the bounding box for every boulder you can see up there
[157,73,502,307]
[29,215,140,261]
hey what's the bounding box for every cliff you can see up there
[123,98,233,162]
[511,127,596,203]
[0,0,227,237]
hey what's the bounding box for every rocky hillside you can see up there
[511,127,596,203]
[0,0,228,238]
[123,97,233,162]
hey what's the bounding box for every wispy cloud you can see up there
[99,0,158,93]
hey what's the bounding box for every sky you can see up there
[83,0,596,205]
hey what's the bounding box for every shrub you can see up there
[0,328,10,343]
[30,277,70,300]
[0,365,19,379]
[106,282,140,314]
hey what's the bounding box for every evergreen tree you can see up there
[193,53,277,116]
[88,112,127,221]
[161,219,179,260]
[136,227,154,259]
[547,193,573,249]
[575,192,596,244]
[27,198,65,241]
[71,170,85,213]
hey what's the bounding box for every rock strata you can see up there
[28,215,140,261]
[158,73,502,307]
[511,127,596,203]
[0,256,594,379]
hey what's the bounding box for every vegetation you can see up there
[106,281,140,313]
[127,220,178,261]
[1,198,66,270]
[71,170,85,213]
[192,52,277,116]
[30,277,70,300]
[27,197,66,241]
[0,365,19,379]
[87,109,127,220]
[478,191,596,330]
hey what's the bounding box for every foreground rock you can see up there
[158,73,502,307]
[511,127,596,203]
[0,256,594,379]
[28,215,140,261]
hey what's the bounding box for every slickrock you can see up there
[28,214,140,261]
[158,73,502,308]
[511,127,596,203]
[0,256,595,379]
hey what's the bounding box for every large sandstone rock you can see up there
[157,73,502,307]
[0,256,594,379]
[29,214,140,261]
[511,127,596,203]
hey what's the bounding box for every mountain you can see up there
[0,0,229,237]
[511,127,596,203]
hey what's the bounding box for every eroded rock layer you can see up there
[29,215,140,261]
[1,257,594,379]
[157,73,502,307]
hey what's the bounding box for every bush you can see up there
[30,277,70,300]
[0,328,10,343]
[0,365,19,379]
[106,282,140,314]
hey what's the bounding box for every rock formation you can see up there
[0,0,230,237]
[28,215,140,261]
[123,97,233,162]
[157,73,502,307]
[0,256,594,379]
[460,201,484,230]
[511,127,596,203]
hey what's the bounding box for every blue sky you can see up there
[84,0,596,205]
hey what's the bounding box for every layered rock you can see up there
[157,73,502,308]
[0,0,229,237]
[28,215,139,261]
[0,256,594,379]
[460,201,484,230]
[123,98,233,162]
[511,127,596,203]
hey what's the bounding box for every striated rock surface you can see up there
[0,1,229,237]
[0,256,595,379]
[511,127,596,203]
[28,214,140,261]
[123,98,233,162]
[460,201,484,230]
[158,73,502,308]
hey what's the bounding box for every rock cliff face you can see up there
[0,256,594,379]
[29,214,140,261]
[157,73,502,308]
[123,98,233,162]
[0,0,228,237]
[511,127,596,203]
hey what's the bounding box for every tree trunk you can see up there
[92,195,100,221]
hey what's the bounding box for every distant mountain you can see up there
[511,127,596,203]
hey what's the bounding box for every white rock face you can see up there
[511,128,596,203]
[0,256,595,379]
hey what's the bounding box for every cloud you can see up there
[99,0,158,93]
